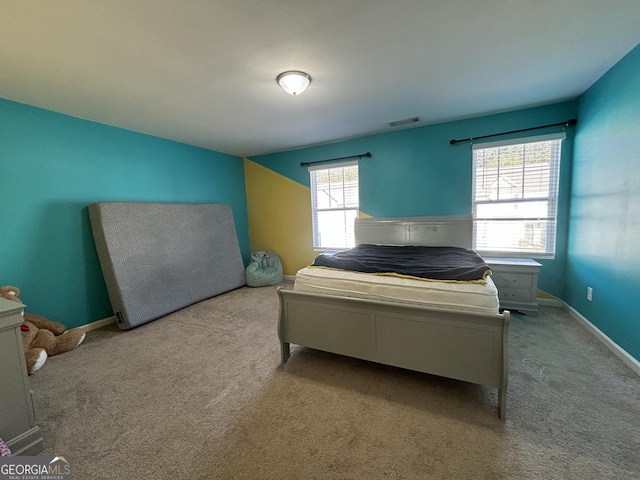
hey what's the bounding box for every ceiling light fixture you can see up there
[277,71,311,95]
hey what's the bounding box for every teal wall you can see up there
[0,98,249,329]
[5,43,637,363]
[568,44,640,361]
[252,101,577,299]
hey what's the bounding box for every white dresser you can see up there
[0,297,43,455]
[484,258,541,316]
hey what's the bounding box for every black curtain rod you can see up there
[449,119,577,145]
[300,152,372,167]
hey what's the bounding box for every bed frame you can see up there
[277,215,510,419]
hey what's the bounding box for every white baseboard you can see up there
[564,303,640,377]
[283,275,296,282]
[76,315,116,333]
[538,297,563,307]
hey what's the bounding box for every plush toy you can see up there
[0,285,86,375]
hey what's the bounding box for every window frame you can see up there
[471,132,565,259]
[309,160,359,251]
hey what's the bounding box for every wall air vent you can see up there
[387,116,420,127]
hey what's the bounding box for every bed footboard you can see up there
[277,287,510,419]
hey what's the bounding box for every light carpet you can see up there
[29,283,640,479]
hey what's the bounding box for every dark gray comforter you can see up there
[311,244,490,281]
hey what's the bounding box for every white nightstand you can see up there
[484,258,541,316]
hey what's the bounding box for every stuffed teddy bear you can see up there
[0,285,86,375]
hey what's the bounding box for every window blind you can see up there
[472,133,564,257]
[309,161,359,250]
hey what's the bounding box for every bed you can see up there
[277,215,510,419]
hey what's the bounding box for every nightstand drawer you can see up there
[484,258,541,316]
[497,286,534,303]
[491,272,533,288]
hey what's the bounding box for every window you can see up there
[309,161,359,250]
[472,133,564,257]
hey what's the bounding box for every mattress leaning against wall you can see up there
[88,202,247,330]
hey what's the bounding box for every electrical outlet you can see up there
[587,287,593,301]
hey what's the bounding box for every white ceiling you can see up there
[2,1,639,157]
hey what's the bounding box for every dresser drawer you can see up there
[491,272,533,288]
[497,286,534,303]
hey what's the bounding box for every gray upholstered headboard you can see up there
[354,215,472,249]
[89,202,246,330]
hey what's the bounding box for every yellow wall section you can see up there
[244,159,317,275]
[244,159,371,276]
